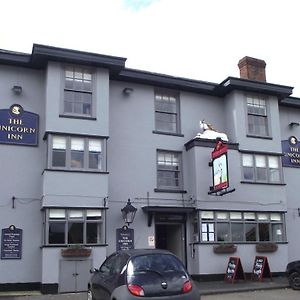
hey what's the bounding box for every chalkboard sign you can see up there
[1,225,23,259]
[252,256,272,281]
[116,226,134,251]
[224,257,245,283]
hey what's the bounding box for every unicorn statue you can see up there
[195,120,228,142]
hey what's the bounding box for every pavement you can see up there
[0,276,290,299]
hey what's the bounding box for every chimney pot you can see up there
[238,56,266,82]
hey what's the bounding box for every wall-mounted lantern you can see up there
[121,199,137,226]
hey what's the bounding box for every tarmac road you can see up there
[202,288,299,300]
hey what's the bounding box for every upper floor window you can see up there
[155,91,180,134]
[242,153,282,183]
[50,135,105,171]
[247,96,269,136]
[157,150,183,190]
[45,208,105,245]
[64,66,93,117]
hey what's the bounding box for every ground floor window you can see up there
[195,210,285,243]
[44,208,105,245]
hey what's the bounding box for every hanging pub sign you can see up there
[0,104,39,146]
[282,136,300,168]
[116,226,134,251]
[1,225,23,259]
[209,138,235,196]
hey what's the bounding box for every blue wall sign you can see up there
[116,227,134,251]
[1,225,23,259]
[282,136,300,168]
[0,104,39,146]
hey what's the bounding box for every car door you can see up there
[92,253,124,300]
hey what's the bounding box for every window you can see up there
[64,66,93,116]
[46,208,104,245]
[49,135,106,171]
[198,211,285,243]
[247,95,268,136]
[157,150,182,190]
[200,211,215,242]
[155,91,180,134]
[242,153,282,183]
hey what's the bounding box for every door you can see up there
[59,259,92,293]
[155,214,186,265]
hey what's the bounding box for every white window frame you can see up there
[62,65,95,118]
[156,150,183,190]
[241,153,283,184]
[246,95,270,137]
[45,208,105,246]
[198,211,286,243]
[154,90,181,135]
[49,134,106,172]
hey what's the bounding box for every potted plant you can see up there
[256,242,278,253]
[61,245,92,257]
[213,243,237,254]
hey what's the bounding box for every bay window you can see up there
[198,211,286,243]
[49,135,106,171]
[46,208,105,245]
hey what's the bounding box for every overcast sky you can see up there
[1,0,300,96]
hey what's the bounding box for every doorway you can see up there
[155,214,186,265]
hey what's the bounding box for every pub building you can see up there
[0,44,300,293]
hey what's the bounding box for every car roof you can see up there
[116,248,174,257]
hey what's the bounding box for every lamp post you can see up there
[121,199,137,227]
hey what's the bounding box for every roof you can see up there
[115,248,174,257]
[0,44,297,101]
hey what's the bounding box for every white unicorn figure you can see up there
[196,120,228,142]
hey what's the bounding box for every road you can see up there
[202,288,299,300]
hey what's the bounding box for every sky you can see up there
[1,0,300,96]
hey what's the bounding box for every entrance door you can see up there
[155,214,186,265]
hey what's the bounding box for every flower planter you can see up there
[61,247,92,257]
[256,243,278,253]
[213,244,237,254]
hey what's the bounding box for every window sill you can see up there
[41,244,108,248]
[44,168,109,174]
[240,180,286,186]
[152,130,184,137]
[59,114,96,121]
[154,188,187,194]
[246,134,272,140]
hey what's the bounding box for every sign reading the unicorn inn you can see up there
[0,104,39,146]
[282,136,300,168]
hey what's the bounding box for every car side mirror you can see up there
[90,268,98,274]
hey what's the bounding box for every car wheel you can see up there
[289,272,300,290]
[87,288,94,300]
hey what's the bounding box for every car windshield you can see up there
[127,253,186,276]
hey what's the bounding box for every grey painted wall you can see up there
[0,65,46,283]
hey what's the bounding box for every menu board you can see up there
[252,256,272,281]
[224,257,245,283]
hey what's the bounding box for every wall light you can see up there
[12,85,22,95]
[123,87,133,95]
[121,199,137,226]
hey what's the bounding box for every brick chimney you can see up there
[238,56,266,82]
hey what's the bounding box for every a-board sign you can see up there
[251,256,272,281]
[224,256,246,283]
